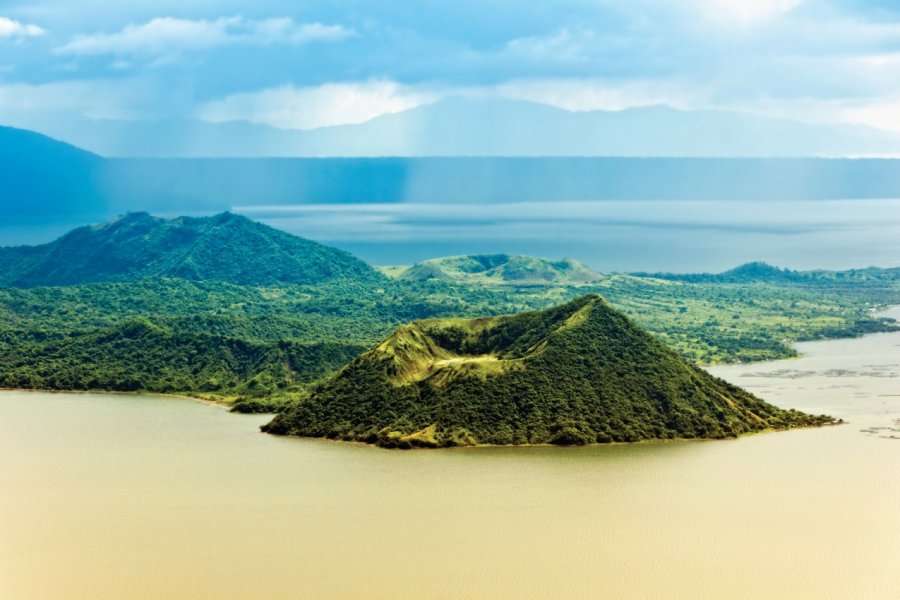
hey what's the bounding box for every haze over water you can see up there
[6,197,900,274]
[1,324,898,599]
[245,198,900,272]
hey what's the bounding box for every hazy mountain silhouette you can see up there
[10,98,900,158]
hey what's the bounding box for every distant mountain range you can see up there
[642,261,900,284]
[9,98,900,158]
[0,212,382,287]
[264,294,834,447]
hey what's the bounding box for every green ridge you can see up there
[0,212,384,287]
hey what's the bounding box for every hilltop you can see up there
[264,295,834,447]
[388,254,602,285]
[0,212,384,288]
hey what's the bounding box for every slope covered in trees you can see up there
[264,296,834,447]
[0,318,365,404]
[0,212,383,287]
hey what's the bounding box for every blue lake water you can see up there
[240,198,900,271]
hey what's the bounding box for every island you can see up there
[264,295,835,447]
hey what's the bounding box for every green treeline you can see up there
[0,319,365,405]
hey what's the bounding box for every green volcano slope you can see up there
[0,212,383,288]
[264,295,834,447]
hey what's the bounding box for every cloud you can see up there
[8,0,900,142]
[504,28,597,62]
[0,16,45,39]
[839,97,900,133]
[483,78,707,112]
[198,81,435,129]
[55,16,353,57]
[693,0,806,25]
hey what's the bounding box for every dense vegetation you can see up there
[0,268,897,408]
[1,214,899,409]
[0,318,365,408]
[0,212,382,287]
[264,296,835,447]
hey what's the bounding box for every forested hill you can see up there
[388,254,602,285]
[0,318,366,407]
[0,212,384,288]
[264,295,834,447]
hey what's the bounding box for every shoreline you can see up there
[4,307,896,449]
[7,321,897,406]
[695,303,900,369]
[0,387,233,410]
[267,418,844,452]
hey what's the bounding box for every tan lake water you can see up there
[2,323,899,599]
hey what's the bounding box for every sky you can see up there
[3,0,900,133]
